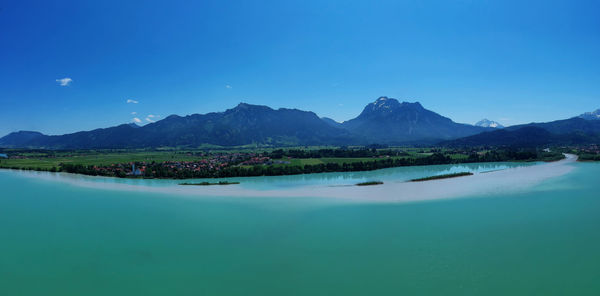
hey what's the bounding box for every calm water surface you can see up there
[1,162,599,295]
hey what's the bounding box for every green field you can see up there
[0,151,203,170]
[277,157,379,166]
[0,147,435,170]
[271,156,426,167]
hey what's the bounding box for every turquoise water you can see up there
[1,162,599,295]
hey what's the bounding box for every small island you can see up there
[356,181,384,186]
[179,181,240,186]
[410,172,473,182]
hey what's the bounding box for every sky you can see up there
[1,0,599,136]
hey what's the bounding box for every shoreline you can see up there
[0,153,565,181]
[0,154,578,203]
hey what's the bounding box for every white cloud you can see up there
[132,117,142,123]
[225,85,232,89]
[127,99,139,104]
[56,78,72,86]
[147,114,160,118]
[145,117,155,123]
[131,111,137,115]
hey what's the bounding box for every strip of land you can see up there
[0,147,566,179]
[2,154,579,204]
[410,172,473,182]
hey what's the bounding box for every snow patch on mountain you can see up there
[579,109,600,120]
[475,119,504,128]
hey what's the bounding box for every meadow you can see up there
[0,147,443,170]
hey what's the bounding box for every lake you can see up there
[1,160,599,295]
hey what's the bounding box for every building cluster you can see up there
[580,144,600,154]
[87,153,277,177]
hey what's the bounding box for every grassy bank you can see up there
[578,153,600,161]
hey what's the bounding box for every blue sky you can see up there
[1,0,599,136]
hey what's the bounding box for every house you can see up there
[128,163,143,176]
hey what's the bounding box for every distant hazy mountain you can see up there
[475,119,504,128]
[579,109,600,120]
[443,117,600,147]
[341,97,489,144]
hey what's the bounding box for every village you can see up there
[66,152,292,178]
[579,144,600,154]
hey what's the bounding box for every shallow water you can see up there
[1,161,599,295]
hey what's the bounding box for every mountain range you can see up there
[1,103,356,149]
[1,97,598,149]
